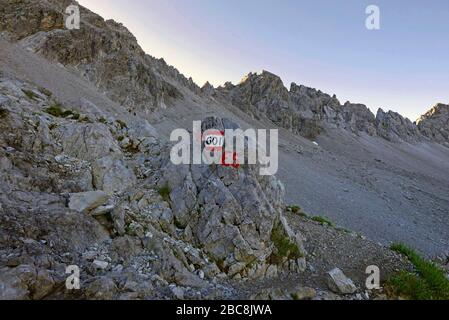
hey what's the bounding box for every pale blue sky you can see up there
[77,0,449,120]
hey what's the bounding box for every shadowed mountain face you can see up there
[0,0,448,300]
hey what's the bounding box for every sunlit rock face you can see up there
[416,103,449,145]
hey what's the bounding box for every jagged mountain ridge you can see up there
[212,70,445,143]
[416,103,449,144]
[1,0,447,145]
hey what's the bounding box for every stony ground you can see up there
[233,211,412,300]
[279,128,449,258]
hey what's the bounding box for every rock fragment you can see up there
[68,191,110,213]
[326,268,357,294]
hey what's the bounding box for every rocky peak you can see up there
[236,70,287,96]
[289,83,341,118]
[417,103,449,124]
[217,70,290,120]
[376,109,421,142]
[290,82,319,97]
[220,81,235,90]
[289,82,302,94]
[239,70,285,88]
[200,81,215,96]
[290,83,334,99]
[340,102,376,133]
[416,103,449,144]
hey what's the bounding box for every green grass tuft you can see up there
[286,205,309,218]
[311,216,333,226]
[124,143,139,154]
[296,211,309,218]
[291,293,299,300]
[287,205,301,214]
[0,108,9,119]
[22,89,39,100]
[173,216,185,230]
[116,119,128,129]
[387,243,449,300]
[44,104,80,120]
[79,116,92,123]
[269,222,302,264]
[45,104,64,117]
[39,87,52,97]
[336,227,352,234]
[157,184,171,202]
[61,110,80,119]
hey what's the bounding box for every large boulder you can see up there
[55,123,136,193]
[156,117,305,278]
[92,156,136,194]
[326,268,357,294]
[0,265,57,300]
[55,123,122,162]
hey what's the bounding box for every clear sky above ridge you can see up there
[77,0,449,120]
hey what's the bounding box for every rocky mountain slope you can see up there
[0,0,448,300]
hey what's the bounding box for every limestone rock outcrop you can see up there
[416,103,449,145]
[376,109,422,142]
